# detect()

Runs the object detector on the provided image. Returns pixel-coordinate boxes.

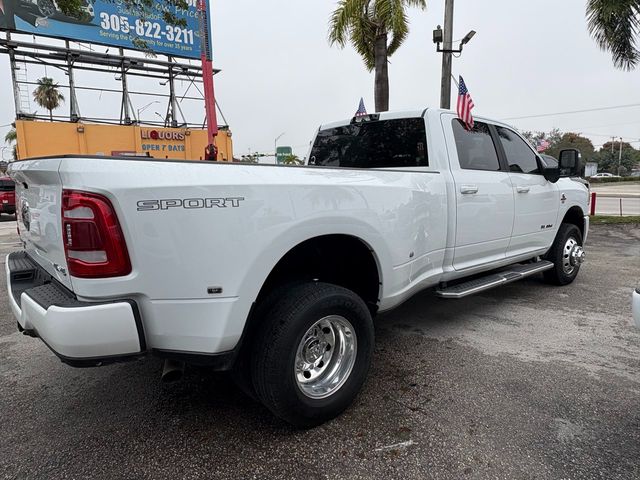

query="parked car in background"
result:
[0,176,16,216]
[590,172,621,179]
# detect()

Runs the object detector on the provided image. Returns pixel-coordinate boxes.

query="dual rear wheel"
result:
[243,282,374,428]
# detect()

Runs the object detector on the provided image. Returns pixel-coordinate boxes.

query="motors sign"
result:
[0,0,210,59]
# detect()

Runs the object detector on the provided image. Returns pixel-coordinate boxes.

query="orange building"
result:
[14,120,233,162]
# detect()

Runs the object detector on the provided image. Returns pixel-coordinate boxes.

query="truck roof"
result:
[318,108,512,131]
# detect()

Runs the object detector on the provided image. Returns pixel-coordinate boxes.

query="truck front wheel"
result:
[251,282,374,427]
[543,223,585,285]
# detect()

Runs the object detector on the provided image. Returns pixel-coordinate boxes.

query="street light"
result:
[137,101,161,123]
[433,0,477,109]
[433,26,476,53]
[274,132,285,163]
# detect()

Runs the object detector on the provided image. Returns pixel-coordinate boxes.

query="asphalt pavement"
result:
[0,214,639,480]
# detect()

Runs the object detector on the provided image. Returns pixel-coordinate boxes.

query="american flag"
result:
[536,139,550,152]
[457,76,475,130]
[355,97,367,117]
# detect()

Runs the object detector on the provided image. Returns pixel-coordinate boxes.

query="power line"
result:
[502,103,640,121]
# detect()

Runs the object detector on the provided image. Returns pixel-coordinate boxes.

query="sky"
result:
[1,0,640,162]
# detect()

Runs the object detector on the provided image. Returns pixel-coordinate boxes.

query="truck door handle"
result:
[516,186,530,193]
[460,184,478,195]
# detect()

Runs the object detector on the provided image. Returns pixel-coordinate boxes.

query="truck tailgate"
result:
[10,158,73,291]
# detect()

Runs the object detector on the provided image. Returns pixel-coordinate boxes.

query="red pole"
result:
[590,192,596,216]
[198,0,219,160]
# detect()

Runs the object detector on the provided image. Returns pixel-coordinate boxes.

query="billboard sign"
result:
[0,0,208,59]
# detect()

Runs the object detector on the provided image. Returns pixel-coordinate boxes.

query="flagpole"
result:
[450,74,459,89]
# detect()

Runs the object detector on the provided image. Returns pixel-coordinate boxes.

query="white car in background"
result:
[590,173,621,179]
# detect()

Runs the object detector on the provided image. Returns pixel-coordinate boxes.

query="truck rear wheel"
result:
[543,223,585,285]
[251,282,374,427]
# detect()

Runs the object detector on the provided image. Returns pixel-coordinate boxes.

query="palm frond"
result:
[587,0,640,70]
[329,0,367,47]
[4,128,17,144]
[328,0,426,71]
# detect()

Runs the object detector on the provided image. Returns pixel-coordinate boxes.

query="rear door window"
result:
[451,119,501,171]
[309,118,428,168]
[496,126,540,174]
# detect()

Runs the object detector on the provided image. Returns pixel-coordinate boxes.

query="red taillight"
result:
[62,190,131,278]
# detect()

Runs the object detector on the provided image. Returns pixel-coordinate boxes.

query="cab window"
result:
[451,119,501,171]
[496,126,540,174]
[309,118,428,168]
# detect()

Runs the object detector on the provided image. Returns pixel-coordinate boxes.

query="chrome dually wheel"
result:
[544,223,584,285]
[295,315,357,399]
[251,282,374,427]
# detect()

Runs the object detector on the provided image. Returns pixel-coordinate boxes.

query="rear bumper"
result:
[6,251,146,367]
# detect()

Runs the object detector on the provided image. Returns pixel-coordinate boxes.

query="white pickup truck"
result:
[6,109,589,427]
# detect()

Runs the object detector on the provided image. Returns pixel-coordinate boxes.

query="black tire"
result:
[229,281,304,401]
[543,223,583,285]
[251,282,374,427]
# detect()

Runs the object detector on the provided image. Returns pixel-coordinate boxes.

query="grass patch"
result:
[590,215,640,225]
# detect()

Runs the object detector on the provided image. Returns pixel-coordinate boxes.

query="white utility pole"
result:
[618,137,623,176]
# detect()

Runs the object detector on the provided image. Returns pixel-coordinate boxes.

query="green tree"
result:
[33,77,65,122]
[593,141,640,175]
[282,154,302,165]
[522,128,562,151]
[4,127,17,160]
[329,0,427,112]
[587,0,640,70]
[545,133,596,161]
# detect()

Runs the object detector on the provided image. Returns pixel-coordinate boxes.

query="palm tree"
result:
[587,0,640,70]
[329,0,427,112]
[4,127,17,160]
[282,154,303,165]
[33,77,65,121]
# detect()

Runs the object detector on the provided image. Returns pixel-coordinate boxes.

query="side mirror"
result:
[542,165,560,183]
[558,149,582,177]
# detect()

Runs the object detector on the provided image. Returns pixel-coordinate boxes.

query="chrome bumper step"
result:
[436,261,554,299]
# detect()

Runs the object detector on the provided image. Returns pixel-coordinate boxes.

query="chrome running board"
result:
[436,261,554,299]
